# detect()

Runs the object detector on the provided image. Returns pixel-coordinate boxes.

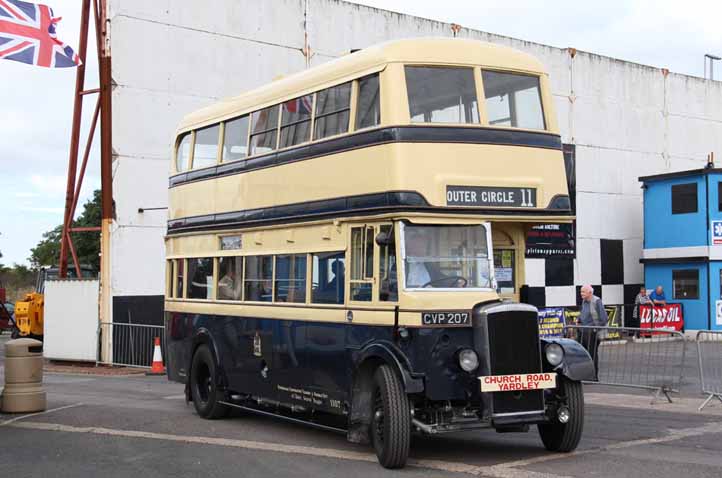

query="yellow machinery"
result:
[13,292,44,339]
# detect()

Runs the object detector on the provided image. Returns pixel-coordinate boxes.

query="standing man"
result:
[649,285,667,306]
[579,285,608,379]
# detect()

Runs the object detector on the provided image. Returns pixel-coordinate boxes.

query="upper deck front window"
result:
[402,224,492,290]
[482,71,545,130]
[405,66,479,124]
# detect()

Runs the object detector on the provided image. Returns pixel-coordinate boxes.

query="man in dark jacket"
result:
[578,284,608,379]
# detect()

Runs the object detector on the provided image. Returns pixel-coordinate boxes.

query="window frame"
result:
[190,124,222,170]
[186,257,215,301]
[354,73,381,131]
[313,81,353,141]
[479,68,547,131]
[249,104,282,156]
[671,182,698,215]
[672,268,699,300]
[349,225,375,303]
[220,115,251,163]
[174,131,195,173]
[216,256,244,302]
[404,64,481,126]
[279,94,316,149]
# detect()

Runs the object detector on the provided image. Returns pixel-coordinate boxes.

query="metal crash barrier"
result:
[696,330,722,411]
[97,322,165,369]
[564,325,686,402]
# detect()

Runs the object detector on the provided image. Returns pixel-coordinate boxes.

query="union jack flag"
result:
[0,0,81,68]
[283,95,313,116]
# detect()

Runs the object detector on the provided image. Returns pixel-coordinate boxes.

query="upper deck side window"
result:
[280,94,314,148]
[222,115,249,163]
[175,133,192,172]
[250,105,280,155]
[356,74,380,130]
[315,82,352,140]
[193,124,220,169]
[482,70,545,130]
[405,66,479,124]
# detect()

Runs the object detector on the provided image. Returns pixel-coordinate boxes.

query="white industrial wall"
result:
[107,0,722,319]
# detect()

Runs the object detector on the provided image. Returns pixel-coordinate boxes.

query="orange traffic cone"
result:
[146,337,165,376]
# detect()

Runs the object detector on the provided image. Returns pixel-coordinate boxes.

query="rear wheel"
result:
[190,345,230,419]
[538,378,584,452]
[370,365,411,469]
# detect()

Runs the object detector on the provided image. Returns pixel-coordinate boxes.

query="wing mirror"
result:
[375,231,393,246]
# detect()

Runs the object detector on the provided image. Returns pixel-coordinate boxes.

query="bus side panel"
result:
[165,311,194,383]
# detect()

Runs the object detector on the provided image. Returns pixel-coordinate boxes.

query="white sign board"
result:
[479,373,557,392]
[44,279,99,361]
[716,300,722,326]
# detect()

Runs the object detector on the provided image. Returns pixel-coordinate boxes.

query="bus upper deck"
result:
[167,38,571,235]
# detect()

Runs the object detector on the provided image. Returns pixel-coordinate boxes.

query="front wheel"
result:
[190,345,230,419]
[370,365,411,469]
[538,378,584,452]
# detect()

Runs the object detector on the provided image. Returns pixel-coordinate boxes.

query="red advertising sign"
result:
[638,304,684,331]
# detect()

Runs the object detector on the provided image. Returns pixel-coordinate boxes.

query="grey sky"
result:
[1,0,721,265]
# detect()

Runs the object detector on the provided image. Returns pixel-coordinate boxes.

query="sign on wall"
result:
[638,304,684,331]
[538,307,565,338]
[525,223,575,258]
[712,221,722,245]
[716,300,722,326]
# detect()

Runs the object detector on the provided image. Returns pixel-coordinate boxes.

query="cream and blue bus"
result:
[164,38,595,469]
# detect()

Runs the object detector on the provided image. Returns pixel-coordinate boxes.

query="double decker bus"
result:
[164,38,595,469]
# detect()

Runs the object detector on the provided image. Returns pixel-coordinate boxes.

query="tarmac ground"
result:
[2,333,722,477]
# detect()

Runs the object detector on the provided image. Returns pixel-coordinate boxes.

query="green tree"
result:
[29,190,101,272]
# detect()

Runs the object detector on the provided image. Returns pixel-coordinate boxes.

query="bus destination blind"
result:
[446,186,537,208]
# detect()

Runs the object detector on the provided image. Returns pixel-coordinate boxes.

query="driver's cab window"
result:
[350,226,374,301]
[402,224,492,289]
[378,224,398,302]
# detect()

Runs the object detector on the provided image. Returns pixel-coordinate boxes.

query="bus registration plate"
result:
[479,373,556,392]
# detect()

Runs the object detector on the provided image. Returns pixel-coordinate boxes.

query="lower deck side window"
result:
[218,257,243,301]
[188,258,213,299]
[312,252,345,304]
[245,255,273,302]
[275,254,307,303]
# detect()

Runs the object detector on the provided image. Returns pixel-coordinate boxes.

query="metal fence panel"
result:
[97,322,165,368]
[564,325,686,402]
[696,330,722,410]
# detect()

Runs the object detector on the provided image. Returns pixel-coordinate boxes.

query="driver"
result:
[405,229,432,287]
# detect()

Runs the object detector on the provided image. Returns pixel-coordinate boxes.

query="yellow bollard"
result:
[1,338,46,413]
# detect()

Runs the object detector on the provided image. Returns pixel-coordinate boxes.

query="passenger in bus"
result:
[218,267,242,300]
[327,260,345,302]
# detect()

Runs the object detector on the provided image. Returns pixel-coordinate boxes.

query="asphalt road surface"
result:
[2,334,722,477]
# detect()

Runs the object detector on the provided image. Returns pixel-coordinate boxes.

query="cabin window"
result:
[280,94,313,148]
[245,256,273,302]
[311,252,345,304]
[405,66,479,124]
[175,133,192,172]
[378,225,398,302]
[187,258,214,299]
[356,74,380,129]
[217,257,243,301]
[314,82,351,140]
[192,124,220,169]
[275,254,307,303]
[350,226,373,301]
[671,183,698,214]
[250,105,280,155]
[175,259,185,298]
[402,224,492,289]
[222,116,249,162]
[482,71,545,130]
[673,269,699,299]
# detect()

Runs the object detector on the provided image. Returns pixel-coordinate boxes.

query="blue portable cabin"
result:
[640,167,722,331]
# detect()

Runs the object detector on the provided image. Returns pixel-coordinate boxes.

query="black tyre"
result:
[538,378,584,452]
[190,345,230,419]
[370,364,411,469]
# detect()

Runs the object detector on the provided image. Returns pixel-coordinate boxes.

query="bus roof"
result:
[178,37,547,131]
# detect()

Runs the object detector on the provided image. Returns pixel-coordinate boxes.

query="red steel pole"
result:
[59,0,92,278]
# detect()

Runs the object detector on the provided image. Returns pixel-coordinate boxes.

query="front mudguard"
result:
[541,337,596,382]
[352,340,425,393]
